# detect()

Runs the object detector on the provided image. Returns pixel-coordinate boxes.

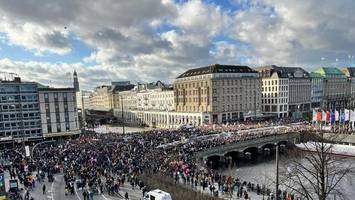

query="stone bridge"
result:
[195,132,301,163]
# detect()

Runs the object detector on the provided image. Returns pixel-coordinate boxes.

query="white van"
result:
[145,189,172,200]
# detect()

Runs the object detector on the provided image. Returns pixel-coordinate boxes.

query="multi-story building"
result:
[313,67,350,110]
[89,85,114,110]
[310,72,324,109]
[0,73,80,142]
[174,64,262,123]
[113,81,177,127]
[76,90,92,125]
[38,87,80,138]
[342,67,355,108]
[256,65,311,118]
[0,75,42,141]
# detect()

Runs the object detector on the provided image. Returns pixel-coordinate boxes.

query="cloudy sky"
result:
[1,0,355,90]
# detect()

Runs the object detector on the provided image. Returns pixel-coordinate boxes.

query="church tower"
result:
[73,70,80,92]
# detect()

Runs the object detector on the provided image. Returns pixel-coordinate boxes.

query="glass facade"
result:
[0,82,42,139]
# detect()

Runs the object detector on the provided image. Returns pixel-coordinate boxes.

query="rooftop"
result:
[342,67,355,77]
[256,65,309,78]
[314,67,346,78]
[176,64,257,79]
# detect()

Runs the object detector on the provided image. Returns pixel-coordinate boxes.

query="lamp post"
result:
[275,144,280,200]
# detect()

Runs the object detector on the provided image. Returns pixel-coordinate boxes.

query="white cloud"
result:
[229,0,355,69]
[1,0,355,89]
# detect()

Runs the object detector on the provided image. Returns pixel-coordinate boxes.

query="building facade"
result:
[76,90,92,126]
[90,85,114,110]
[0,76,42,141]
[38,88,80,138]
[310,72,324,109]
[313,67,350,110]
[113,82,178,128]
[342,67,355,108]
[256,66,311,118]
[174,64,262,123]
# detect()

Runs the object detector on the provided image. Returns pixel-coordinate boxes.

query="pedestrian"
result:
[42,184,46,195]
[125,192,129,200]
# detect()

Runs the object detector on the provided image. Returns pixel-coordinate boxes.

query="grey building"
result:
[0,76,42,142]
[38,87,80,138]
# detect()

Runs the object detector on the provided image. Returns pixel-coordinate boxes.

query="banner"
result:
[326,111,331,122]
[335,110,339,121]
[345,109,350,121]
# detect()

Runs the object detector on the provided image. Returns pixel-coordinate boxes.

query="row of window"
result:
[0,112,40,121]
[47,123,70,133]
[263,105,288,112]
[262,93,288,98]
[262,86,288,92]
[0,121,41,130]
[1,103,39,112]
[0,84,37,93]
[262,79,288,86]
[262,98,288,104]
[0,129,42,137]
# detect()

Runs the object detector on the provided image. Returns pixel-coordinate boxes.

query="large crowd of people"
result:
[0,120,312,200]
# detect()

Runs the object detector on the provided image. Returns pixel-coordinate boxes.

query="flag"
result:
[351,110,355,122]
[345,109,350,121]
[331,111,335,124]
[312,109,317,121]
[326,111,330,122]
[335,110,339,121]
[316,111,322,121]
[322,110,326,122]
[340,111,345,124]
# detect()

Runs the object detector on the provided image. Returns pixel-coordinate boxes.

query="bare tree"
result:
[280,132,354,200]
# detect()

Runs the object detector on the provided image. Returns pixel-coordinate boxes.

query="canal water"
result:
[217,152,355,199]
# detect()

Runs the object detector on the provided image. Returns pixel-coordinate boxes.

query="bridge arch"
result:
[261,143,275,151]
[224,151,241,163]
[243,146,258,160]
[206,155,224,168]
[277,140,288,146]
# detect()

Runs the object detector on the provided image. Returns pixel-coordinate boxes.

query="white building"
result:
[77,90,92,111]
[136,88,175,111]
[76,90,92,125]
[113,82,179,128]
[38,87,80,138]
[256,66,311,118]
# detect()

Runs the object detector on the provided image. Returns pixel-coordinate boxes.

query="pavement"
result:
[3,172,145,200]
[3,170,268,200]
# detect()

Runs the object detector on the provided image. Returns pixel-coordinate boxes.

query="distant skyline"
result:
[1,0,355,90]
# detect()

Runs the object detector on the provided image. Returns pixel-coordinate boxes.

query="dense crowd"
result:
[1,120,311,200]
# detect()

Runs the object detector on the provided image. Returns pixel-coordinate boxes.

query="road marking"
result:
[74,185,82,200]
[49,177,55,200]
[102,194,112,200]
